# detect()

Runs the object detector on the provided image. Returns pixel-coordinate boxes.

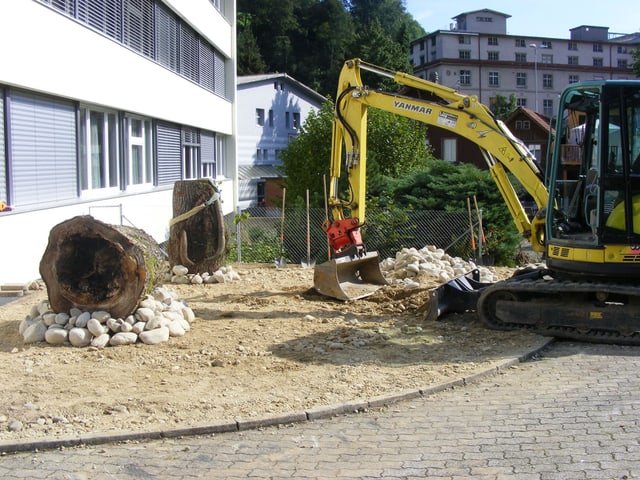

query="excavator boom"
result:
[315,58,547,301]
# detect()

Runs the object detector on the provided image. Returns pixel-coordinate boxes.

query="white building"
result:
[236,73,326,209]
[0,0,237,283]
[409,8,640,117]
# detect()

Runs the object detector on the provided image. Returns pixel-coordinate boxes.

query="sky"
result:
[404,1,640,39]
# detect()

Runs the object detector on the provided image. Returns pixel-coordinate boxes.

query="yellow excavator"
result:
[314,58,640,345]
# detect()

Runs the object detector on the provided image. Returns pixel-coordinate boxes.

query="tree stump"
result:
[39,216,167,319]
[168,179,229,274]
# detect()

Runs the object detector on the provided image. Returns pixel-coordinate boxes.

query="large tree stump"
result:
[39,216,167,319]
[168,179,229,274]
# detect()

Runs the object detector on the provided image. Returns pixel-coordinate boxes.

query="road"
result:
[1,341,640,479]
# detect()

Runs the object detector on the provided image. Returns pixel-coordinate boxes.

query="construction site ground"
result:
[0,263,546,444]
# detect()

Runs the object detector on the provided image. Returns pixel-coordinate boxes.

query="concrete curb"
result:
[0,337,555,454]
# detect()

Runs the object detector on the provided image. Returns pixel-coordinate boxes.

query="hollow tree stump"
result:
[39,216,167,319]
[168,179,229,274]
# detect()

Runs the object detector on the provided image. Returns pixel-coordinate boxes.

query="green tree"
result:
[632,47,640,77]
[385,159,522,265]
[491,93,517,120]
[279,101,431,207]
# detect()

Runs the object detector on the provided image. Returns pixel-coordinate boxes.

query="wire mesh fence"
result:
[225,207,479,265]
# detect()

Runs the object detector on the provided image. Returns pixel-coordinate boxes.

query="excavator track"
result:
[477,270,640,345]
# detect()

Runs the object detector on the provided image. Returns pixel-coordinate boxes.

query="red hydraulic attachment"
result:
[322,218,364,255]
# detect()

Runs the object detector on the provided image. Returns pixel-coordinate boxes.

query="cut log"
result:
[39,216,167,319]
[168,179,229,274]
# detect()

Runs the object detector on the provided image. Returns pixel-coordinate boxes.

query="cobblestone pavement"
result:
[2,340,640,479]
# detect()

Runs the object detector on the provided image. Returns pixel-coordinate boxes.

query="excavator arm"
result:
[324,58,549,255]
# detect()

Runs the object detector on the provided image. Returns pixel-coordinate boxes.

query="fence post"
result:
[236,206,242,263]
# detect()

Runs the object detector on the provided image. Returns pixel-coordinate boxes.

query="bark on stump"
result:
[39,215,167,319]
[168,179,228,274]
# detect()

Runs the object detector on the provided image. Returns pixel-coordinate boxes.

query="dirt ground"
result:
[0,263,546,444]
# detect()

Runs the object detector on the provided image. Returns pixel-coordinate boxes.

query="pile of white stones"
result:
[380,245,500,288]
[167,264,241,285]
[19,286,195,348]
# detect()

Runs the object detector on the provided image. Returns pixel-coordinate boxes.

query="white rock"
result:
[19,317,34,336]
[181,306,195,323]
[69,307,83,317]
[168,321,186,337]
[190,274,203,284]
[119,321,133,333]
[87,318,106,336]
[75,312,91,328]
[42,313,57,326]
[23,321,47,344]
[139,326,170,345]
[172,265,189,276]
[68,328,92,347]
[171,275,190,284]
[37,301,51,316]
[138,298,156,310]
[106,317,122,333]
[135,307,155,323]
[91,311,111,322]
[145,315,166,330]
[212,271,226,283]
[91,333,111,348]
[45,327,68,345]
[55,312,70,326]
[110,332,138,346]
[132,322,146,334]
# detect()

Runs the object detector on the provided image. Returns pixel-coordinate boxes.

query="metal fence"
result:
[225,207,477,265]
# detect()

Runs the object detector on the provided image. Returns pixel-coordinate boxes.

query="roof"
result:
[452,9,511,20]
[237,73,327,105]
[506,107,553,133]
[238,164,283,181]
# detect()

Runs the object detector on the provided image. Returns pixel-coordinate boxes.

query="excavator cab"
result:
[545,82,640,279]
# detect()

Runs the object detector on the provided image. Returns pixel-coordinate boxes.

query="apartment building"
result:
[237,73,326,209]
[409,8,640,119]
[0,0,237,283]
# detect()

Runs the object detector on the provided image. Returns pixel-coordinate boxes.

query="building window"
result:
[593,43,603,52]
[568,41,578,51]
[459,70,471,86]
[37,0,229,99]
[79,107,120,193]
[515,38,526,48]
[125,116,153,187]
[487,37,498,46]
[517,98,527,107]
[618,46,628,54]
[568,56,579,65]
[442,138,457,162]
[516,72,527,88]
[293,112,300,130]
[543,99,553,117]
[268,109,274,127]
[256,108,265,126]
[458,36,471,45]
[515,120,531,129]
[488,71,500,87]
[459,50,471,59]
[543,74,553,89]
[618,59,629,68]
[593,57,604,67]
[541,54,553,64]
[182,127,200,180]
[515,53,527,63]
[541,41,552,48]
[488,51,499,61]
[569,74,579,84]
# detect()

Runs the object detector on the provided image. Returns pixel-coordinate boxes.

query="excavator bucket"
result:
[424,269,494,322]
[314,252,388,301]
